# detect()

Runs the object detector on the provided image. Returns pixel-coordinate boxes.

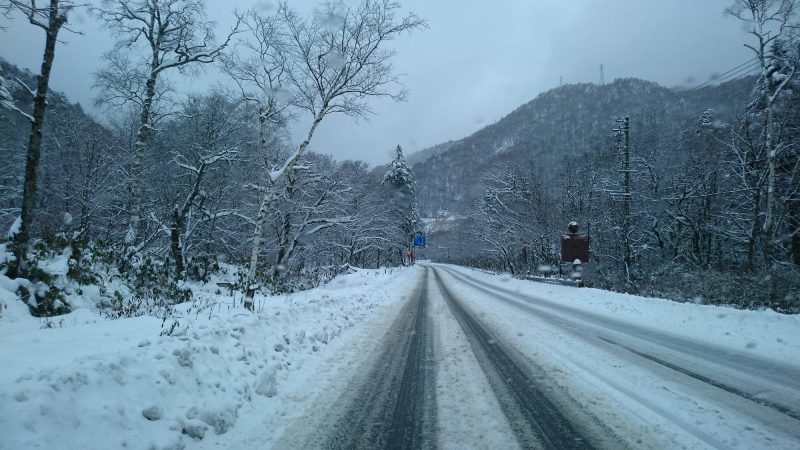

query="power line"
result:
[605,51,775,146]
[631,63,761,143]
[628,59,760,124]
[622,33,799,124]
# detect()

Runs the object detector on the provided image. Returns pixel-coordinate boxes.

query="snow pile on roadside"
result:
[0,266,416,450]
[0,242,114,319]
[0,244,20,320]
[445,265,800,362]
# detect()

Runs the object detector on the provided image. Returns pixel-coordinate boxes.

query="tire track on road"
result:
[596,335,800,421]
[318,268,436,450]
[432,268,602,450]
[437,264,800,422]
[435,265,800,448]
[441,265,800,391]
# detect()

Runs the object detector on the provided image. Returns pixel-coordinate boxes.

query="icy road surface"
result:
[287,264,800,449]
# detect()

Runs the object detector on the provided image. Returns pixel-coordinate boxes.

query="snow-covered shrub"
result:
[102,294,168,319]
[185,254,220,283]
[65,240,101,286]
[272,264,353,294]
[10,242,73,317]
[130,256,192,304]
[17,282,70,317]
[88,242,192,305]
[231,266,249,291]
[634,262,800,313]
[100,293,183,336]
[0,242,15,274]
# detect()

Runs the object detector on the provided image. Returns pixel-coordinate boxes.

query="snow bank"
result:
[0,245,30,322]
[0,266,418,450]
[35,248,71,276]
[445,265,800,362]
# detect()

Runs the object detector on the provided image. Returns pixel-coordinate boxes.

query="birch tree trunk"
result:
[243,111,325,310]
[170,211,185,278]
[11,0,67,277]
[126,72,158,245]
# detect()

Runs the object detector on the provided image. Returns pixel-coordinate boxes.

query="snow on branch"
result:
[0,69,35,122]
[96,0,241,75]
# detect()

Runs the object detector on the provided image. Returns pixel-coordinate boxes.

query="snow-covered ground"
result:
[0,265,421,450]
[434,264,800,449]
[2,261,799,449]
[439,264,799,362]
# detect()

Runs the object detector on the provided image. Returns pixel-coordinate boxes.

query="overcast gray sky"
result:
[0,0,752,166]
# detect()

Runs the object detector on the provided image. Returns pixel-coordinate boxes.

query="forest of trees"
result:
[0,0,425,316]
[418,1,800,311]
[1,0,798,317]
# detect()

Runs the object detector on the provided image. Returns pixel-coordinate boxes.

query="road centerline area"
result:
[276,264,799,449]
[430,267,618,450]
[310,269,437,450]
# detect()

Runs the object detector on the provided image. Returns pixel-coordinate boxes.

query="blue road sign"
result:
[414,235,427,247]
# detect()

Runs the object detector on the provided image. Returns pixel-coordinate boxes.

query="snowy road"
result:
[436,265,800,417]
[310,269,437,449]
[289,264,800,449]
[5,264,797,449]
[429,264,800,449]
[431,269,609,449]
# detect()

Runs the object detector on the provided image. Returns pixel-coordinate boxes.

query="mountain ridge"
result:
[411,76,755,217]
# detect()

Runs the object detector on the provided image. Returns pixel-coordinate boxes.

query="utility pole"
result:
[600,64,605,85]
[613,116,632,281]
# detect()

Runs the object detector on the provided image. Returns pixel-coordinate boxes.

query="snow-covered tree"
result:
[726,0,799,297]
[238,0,425,309]
[469,163,558,274]
[37,99,119,241]
[334,161,401,267]
[383,145,420,252]
[0,0,78,277]
[94,0,239,248]
[221,5,293,303]
[267,156,354,290]
[727,0,797,252]
[161,94,245,280]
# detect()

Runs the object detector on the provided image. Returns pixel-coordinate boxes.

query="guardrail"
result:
[518,274,583,287]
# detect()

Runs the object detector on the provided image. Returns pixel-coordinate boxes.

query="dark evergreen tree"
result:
[383,145,420,250]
